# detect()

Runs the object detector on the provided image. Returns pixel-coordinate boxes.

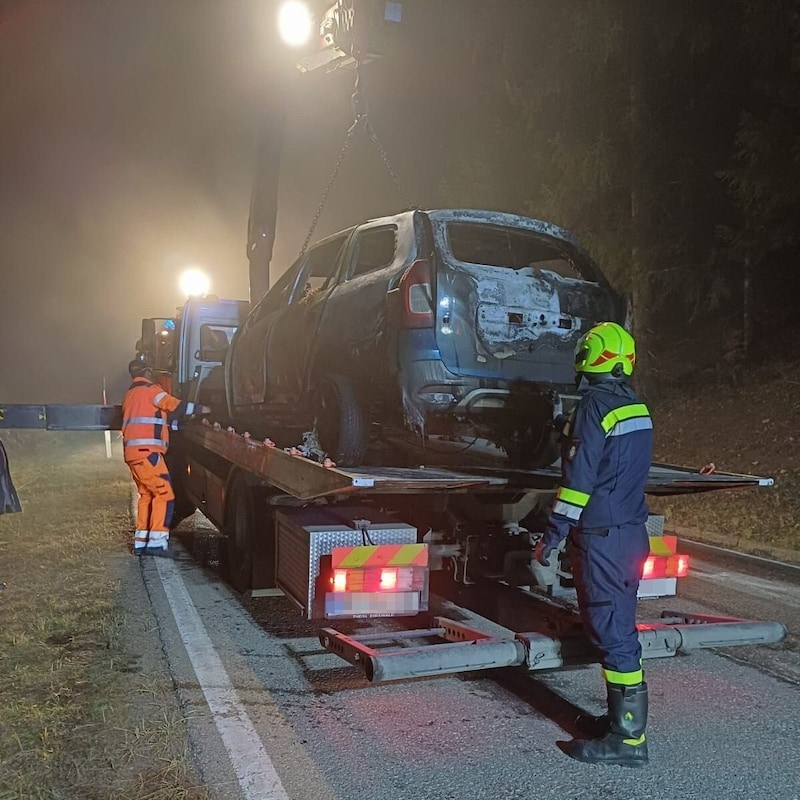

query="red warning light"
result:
[380,569,398,590]
[332,570,347,592]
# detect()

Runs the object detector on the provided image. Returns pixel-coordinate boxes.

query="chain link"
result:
[297,57,417,260]
[365,119,415,211]
[298,117,363,259]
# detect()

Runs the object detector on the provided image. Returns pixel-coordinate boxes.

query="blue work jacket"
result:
[543,379,653,547]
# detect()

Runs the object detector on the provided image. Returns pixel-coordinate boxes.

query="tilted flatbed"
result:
[178,419,773,500]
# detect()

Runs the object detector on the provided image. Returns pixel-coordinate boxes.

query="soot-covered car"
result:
[226,209,626,467]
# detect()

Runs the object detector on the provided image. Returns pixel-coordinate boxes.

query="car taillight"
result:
[399,259,433,328]
[642,556,655,578]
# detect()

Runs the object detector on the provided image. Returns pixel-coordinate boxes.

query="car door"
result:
[263,232,351,408]
[227,260,304,414]
[308,216,415,391]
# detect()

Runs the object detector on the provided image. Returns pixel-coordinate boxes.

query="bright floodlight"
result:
[179,268,210,298]
[278,1,314,47]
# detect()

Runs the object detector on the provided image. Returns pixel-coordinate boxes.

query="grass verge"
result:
[649,365,800,563]
[0,432,207,800]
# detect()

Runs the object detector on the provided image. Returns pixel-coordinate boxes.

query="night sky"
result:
[0,0,459,403]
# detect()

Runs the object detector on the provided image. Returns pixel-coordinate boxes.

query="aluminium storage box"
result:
[275,506,418,619]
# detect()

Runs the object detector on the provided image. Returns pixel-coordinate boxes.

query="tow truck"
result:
[0,0,786,683]
[0,289,784,682]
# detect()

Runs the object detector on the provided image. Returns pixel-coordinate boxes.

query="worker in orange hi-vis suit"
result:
[121,359,210,557]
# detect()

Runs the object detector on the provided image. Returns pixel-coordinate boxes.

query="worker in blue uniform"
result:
[535,321,653,768]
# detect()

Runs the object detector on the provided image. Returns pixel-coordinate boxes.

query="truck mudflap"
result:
[320,612,787,683]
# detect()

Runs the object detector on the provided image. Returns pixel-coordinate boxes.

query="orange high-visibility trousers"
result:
[127,452,174,551]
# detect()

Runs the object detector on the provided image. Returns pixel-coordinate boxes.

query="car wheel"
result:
[313,374,368,466]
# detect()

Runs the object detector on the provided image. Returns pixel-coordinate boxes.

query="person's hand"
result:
[534,538,554,566]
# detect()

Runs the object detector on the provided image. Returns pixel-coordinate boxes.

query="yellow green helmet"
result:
[574,322,636,377]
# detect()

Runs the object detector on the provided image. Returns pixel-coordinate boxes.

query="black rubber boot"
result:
[575,710,610,738]
[566,682,649,768]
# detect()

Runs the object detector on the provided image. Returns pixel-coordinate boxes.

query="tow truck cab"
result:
[136,297,249,410]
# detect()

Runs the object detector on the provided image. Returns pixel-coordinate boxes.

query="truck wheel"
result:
[166,449,195,529]
[222,474,269,594]
[313,374,368,466]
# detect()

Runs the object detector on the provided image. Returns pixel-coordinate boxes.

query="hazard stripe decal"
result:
[648,536,676,556]
[332,543,428,569]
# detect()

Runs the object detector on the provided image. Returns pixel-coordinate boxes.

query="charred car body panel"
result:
[227,209,625,466]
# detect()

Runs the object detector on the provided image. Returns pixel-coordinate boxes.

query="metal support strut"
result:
[320,612,787,683]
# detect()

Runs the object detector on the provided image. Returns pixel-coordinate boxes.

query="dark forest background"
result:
[427,0,800,395]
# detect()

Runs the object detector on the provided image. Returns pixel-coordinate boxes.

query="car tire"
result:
[313,374,368,466]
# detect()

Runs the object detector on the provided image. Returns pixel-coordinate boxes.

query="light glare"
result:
[278,1,314,47]
[179,268,210,298]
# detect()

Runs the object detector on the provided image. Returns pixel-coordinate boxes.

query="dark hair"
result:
[128,359,153,379]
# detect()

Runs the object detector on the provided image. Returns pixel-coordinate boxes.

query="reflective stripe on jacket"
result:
[543,380,653,547]
[121,377,196,461]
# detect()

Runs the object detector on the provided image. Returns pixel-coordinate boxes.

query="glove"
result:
[534,538,554,567]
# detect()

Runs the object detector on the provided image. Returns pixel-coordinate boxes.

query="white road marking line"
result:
[689,559,800,609]
[154,557,290,800]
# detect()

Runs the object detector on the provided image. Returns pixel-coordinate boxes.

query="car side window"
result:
[348,227,397,279]
[250,258,304,322]
[290,234,349,303]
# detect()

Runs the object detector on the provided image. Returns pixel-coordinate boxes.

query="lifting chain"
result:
[298,117,362,259]
[298,56,416,259]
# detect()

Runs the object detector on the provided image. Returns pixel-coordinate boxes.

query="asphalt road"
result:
[142,528,800,800]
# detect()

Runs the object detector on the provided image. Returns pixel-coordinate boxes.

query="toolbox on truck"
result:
[274,506,427,619]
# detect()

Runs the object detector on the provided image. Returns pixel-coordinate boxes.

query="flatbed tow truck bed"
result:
[0,405,785,683]
[182,422,784,682]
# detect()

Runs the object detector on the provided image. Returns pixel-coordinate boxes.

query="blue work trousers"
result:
[569,523,650,675]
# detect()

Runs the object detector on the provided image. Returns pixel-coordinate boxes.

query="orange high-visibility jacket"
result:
[121,377,197,462]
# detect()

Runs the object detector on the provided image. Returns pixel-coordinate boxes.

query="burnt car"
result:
[226,209,626,467]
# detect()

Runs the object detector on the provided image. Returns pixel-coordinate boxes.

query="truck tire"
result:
[313,374,368,466]
[222,473,270,594]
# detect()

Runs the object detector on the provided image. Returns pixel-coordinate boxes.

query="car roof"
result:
[424,209,580,247]
[309,209,584,256]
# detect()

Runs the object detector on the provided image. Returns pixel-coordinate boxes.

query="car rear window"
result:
[446,222,584,279]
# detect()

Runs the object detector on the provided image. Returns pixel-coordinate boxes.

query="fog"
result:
[0,0,453,403]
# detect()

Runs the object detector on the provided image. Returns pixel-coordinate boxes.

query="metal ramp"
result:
[320,612,787,682]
